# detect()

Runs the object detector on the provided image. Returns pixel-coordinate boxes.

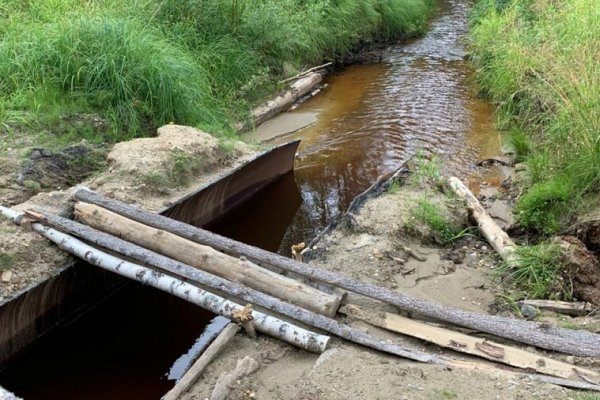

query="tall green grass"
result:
[0,0,434,140]
[470,0,600,234]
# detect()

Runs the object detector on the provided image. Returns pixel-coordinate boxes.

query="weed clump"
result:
[495,243,569,300]
[470,0,600,235]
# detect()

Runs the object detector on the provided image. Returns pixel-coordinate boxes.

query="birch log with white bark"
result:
[448,176,518,265]
[24,208,442,364]
[74,202,341,318]
[72,188,600,357]
[0,206,330,353]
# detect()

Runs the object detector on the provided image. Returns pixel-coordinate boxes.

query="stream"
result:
[0,0,502,398]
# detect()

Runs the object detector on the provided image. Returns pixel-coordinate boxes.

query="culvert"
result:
[0,142,300,399]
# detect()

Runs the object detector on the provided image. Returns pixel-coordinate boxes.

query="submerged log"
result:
[0,206,331,354]
[29,208,441,364]
[72,188,600,357]
[448,176,518,265]
[74,202,341,318]
[163,323,240,400]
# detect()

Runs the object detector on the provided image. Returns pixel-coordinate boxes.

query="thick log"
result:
[0,206,330,353]
[72,188,600,357]
[28,208,442,364]
[518,300,596,317]
[448,176,518,265]
[210,356,259,400]
[163,323,240,400]
[74,202,341,318]
[341,305,600,381]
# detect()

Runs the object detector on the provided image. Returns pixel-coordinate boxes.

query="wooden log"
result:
[518,300,596,317]
[163,323,240,400]
[448,176,518,265]
[279,62,332,84]
[250,73,322,128]
[72,188,600,357]
[74,202,341,318]
[341,304,600,381]
[27,208,442,364]
[210,356,260,400]
[0,207,331,353]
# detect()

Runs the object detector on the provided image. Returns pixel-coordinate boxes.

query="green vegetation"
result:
[470,0,600,235]
[495,243,569,300]
[409,198,471,244]
[0,0,434,142]
[23,180,41,194]
[0,252,16,270]
[439,388,458,399]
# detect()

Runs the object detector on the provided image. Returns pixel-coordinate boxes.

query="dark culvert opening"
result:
[0,161,302,399]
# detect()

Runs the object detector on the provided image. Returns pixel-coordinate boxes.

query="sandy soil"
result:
[182,175,594,400]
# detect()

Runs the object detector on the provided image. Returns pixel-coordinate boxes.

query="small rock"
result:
[1,271,12,283]
[566,356,575,364]
[520,304,538,319]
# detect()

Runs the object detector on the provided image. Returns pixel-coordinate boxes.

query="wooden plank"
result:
[341,305,600,382]
[163,323,240,400]
[519,300,596,317]
[75,202,342,318]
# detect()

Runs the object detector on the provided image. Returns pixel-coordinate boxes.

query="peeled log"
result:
[72,188,600,357]
[74,202,341,318]
[248,73,322,128]
[448,176,518,265]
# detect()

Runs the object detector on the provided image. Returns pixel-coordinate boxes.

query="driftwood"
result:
[518,300,597,317]
[210,356,259,400]
[0,206,331,353]
[28,208,442,364]
[448,176,518,265]
[72,188,600,357]
[341,305,600,381]
[74,202,341,318]
[279,62,333,84]
[250,73,322,128]
[163,323,240,400]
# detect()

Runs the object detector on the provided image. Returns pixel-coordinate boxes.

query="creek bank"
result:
[181,162,593,399]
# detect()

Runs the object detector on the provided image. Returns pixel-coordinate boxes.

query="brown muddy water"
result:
[260,0,503,255]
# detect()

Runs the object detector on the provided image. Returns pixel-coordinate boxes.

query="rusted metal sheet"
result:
[160,140,300,228]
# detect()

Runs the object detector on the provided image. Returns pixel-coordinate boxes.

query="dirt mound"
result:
[107,124,219,174]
